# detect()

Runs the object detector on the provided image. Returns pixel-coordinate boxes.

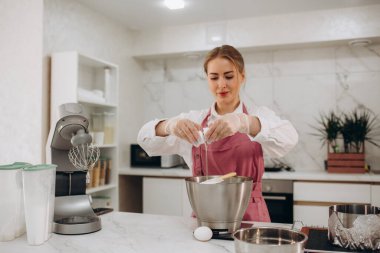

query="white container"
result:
[0,162,30,241]
[104,67,112,102]
[22,164,56,246]
[93,131,105,145]
[91,112,104,132]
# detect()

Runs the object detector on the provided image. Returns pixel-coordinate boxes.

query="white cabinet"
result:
[293,182,371,227]
[143,177,192,217]
[50,51,119,210]
[371,185,380,206]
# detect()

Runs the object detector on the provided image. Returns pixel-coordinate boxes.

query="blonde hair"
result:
[203,45,245,76]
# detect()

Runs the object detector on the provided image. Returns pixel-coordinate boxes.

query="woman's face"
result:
[206,57,245,109]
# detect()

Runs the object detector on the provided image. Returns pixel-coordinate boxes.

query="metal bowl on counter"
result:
[232,226,308,253]
[328,204,380,250]
[185,176,252,233]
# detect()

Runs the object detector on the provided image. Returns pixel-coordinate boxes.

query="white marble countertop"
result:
[119,167,380,183]
[0,212,290,253]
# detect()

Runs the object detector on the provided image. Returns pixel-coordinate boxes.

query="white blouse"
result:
[137,102,298,170]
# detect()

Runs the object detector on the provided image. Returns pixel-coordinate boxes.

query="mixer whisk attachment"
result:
[68,143,100,184]
[68,129,100,183]
[68,143,100,171]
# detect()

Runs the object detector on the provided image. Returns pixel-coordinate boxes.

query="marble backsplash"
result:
[140,44,380,171]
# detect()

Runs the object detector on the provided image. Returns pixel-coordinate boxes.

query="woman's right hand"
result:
[165,118,202,145]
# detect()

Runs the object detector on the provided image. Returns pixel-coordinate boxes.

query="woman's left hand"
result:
[205,113,250,142]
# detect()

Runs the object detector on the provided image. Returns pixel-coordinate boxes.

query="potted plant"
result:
[340,109,379,153]
[313,108,380,173]
[312,111,342,153]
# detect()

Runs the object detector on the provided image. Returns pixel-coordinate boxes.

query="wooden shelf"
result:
[86,183,117,194]
[78,98,117,108]
[51,51,119,210]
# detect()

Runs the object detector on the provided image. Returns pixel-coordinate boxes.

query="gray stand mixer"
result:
[46,103,101,235]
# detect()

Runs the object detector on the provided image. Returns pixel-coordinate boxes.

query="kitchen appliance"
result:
[130,144,183,168]
[262,179,293,223]
[233,226,308,253]
[161,154,183,168]
[130,144,161,167]
[185,176,252,233]
[46,103,101,235]
[303,227,374,253]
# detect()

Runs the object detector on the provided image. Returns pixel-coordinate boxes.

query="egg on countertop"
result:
[193,226,213,241]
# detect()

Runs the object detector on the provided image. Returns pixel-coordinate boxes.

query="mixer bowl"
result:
[185,176,253,232]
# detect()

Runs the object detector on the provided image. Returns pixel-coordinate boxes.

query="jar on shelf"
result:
[104,67,112,103]
[91,112,104,145]
[103,112,115,145]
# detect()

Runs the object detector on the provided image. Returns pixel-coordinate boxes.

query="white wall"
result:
[140,45,380,171]
[133,4,380,57]
[137,5,380,171]
[44,0,144,167]
[1,1,379,171]
[0,0,44,164]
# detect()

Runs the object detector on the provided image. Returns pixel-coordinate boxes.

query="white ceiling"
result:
[76,0,380,30]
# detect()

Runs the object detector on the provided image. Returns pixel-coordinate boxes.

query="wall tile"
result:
[335,44,380,73]
[273,47,335,76]
[141,45,380,171]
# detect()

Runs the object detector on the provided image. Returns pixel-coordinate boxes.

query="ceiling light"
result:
[348,39,372,47]
[164,0,185,10]
[211,36,222,42]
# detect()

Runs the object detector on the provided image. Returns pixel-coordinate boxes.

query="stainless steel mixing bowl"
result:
[328,204,380,247]
[233,226,308,253]
[185,176,253,232]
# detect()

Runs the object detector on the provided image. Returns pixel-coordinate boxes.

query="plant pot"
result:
[327,153,365,173]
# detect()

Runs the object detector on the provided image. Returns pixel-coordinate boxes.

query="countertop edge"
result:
[118,167,380,183]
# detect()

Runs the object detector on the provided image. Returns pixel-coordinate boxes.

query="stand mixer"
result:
[46,103,101,235]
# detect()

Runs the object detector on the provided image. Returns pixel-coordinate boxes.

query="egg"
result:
[193,226,213,241]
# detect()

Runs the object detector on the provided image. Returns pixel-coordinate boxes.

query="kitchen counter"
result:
[119,167,380,183]
[0,212,290,253]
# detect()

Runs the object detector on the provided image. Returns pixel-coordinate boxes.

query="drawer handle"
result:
[263,196,287,201]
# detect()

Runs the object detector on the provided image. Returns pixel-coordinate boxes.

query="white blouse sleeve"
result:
[249,106,299,158]
[137,110,207,158]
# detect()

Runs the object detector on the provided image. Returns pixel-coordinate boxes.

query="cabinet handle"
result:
[263,196,287,201]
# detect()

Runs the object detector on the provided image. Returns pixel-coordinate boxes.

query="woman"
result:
[137,45,298,222]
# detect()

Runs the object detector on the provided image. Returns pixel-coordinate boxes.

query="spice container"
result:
[103,112,115,144]
[91,112,104,145]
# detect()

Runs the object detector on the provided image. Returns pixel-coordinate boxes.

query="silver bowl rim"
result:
[232,226,309,246]
[328,204,380,214]
[185,175,253,184]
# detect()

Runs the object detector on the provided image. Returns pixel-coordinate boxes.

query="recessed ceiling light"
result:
[211,36,222,42]
[348,39,372,47]
[164,0,185,10]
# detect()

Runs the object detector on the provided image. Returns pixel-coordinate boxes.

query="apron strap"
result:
[251,182,263,198]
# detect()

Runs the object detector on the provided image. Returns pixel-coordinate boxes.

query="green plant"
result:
[312,108,380,153]
[312,111,342,153]
[340,109,380,153]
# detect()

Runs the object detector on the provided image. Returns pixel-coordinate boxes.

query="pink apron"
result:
[191,104,271,222]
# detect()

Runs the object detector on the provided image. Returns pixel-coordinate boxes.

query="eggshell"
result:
[193,226,213,241]
[193,128,210,147]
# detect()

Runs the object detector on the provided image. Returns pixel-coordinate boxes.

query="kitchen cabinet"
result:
[143,177,192,217]
[293,182,371,227]
[50,51,119,210]
[371,185,380,206]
